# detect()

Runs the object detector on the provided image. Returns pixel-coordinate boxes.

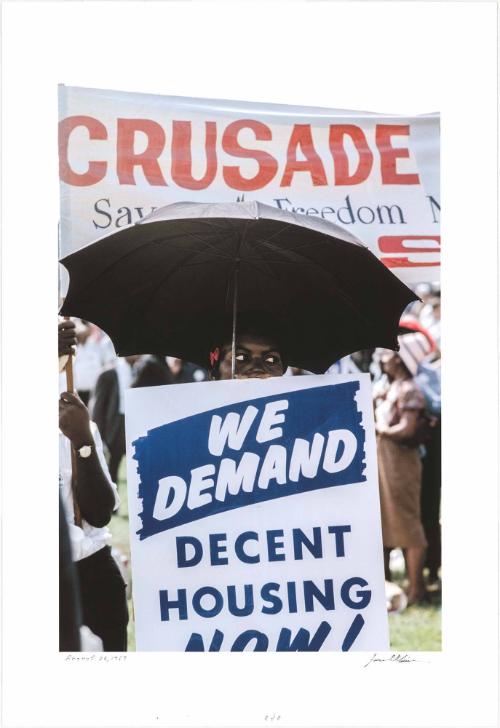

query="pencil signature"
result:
[363,652,425,667]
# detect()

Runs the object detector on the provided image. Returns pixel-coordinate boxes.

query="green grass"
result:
[109,460,136,651]
[387,567,441,651]
[389,602,441,651]
[110,460,441,652]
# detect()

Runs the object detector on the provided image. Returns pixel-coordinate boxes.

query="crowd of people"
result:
[303,284,441,608]
[375,285,441,606]
[59,283,441,650]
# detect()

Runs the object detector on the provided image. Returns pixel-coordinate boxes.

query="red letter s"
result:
[222,120,278,191]
[379,235,440,268]
[329,125,373,185]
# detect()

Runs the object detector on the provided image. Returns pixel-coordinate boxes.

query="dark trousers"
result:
[107,416,126,484]
[76,546,129,651]
[421,422,441,579]
[108,442,126,485]
[59,497,81,651]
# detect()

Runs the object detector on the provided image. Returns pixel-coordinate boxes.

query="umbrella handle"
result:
[65,352,75,394]
[231,260,240,380]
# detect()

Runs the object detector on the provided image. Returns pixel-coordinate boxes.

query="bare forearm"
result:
[59,390,116,527]
[378,412,418,441]
[74,442,116,527]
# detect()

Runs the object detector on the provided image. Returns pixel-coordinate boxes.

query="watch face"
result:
[79,445,92,458]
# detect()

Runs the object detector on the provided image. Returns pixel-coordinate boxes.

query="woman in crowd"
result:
[374,331,433,605]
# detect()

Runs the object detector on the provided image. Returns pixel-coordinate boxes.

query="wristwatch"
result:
[75,444,93,459]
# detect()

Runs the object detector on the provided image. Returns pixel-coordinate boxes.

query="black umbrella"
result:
[59,200,417,374]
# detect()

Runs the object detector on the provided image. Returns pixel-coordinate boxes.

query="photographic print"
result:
[2,2,497,727]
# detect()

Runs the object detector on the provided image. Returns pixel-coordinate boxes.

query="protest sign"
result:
[58,85,440,289]
[125,374,389,651]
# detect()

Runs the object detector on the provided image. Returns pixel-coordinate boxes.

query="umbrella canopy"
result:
[59,200,417,373]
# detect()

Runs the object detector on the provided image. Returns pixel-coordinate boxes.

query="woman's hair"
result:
[208,311,289,378]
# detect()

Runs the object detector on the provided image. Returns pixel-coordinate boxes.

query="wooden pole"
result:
[63,317,82,527]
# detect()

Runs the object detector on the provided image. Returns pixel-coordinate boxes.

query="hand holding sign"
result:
[59,391,92,448]
[58,319,77,357]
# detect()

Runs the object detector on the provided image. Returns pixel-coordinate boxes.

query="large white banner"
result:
[58,85,440,288]
[125,374,389,651]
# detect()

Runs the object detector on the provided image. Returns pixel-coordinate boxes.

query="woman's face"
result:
[217,334,285,380]
[379,349,400,379]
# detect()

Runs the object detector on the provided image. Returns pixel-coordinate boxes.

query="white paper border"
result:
[1,2,498,727]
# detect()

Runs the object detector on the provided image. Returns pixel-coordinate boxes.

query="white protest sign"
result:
[58,85,440,288]
[125,374,389,651]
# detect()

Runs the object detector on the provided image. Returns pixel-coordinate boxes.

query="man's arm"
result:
[376,409,420,440]
[59,391,116,527]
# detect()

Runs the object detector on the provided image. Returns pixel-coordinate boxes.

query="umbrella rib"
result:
[166,230,232,260]
[144,227,233,261]
[249,222,293,246]
[241,212,362,255]
[143,243,232,308]
[251,230,350,255]
[176,257,276,276]
[70,222,248,311]
[253,237,336,272]
[142,222,246,322]
[225,218,250,309]
[243,221,349,255]
[253,238,377,326]
[150,218,241,259]
[139,222,256,316]
[183,228,230,252]
[172,218,249,256]
[242,256,326,269]
[184,218,234,232]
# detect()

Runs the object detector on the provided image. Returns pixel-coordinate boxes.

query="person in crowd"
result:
[397,315,441,586]
[417,348,441,587]
[327,349,375,377]
[399,315,436,350]
[91,354,171,483]
[59,320,128,651]
[420,397,441,586]
[374,331,433,605]
[421,296,441,350]
[408,282,433,319]
[165,356,208,383]
[288,366,308,376]
[59,319,116,406]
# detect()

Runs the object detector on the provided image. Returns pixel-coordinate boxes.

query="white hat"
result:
[397,332,433,376]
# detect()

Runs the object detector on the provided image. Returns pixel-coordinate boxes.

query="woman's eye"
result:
[265,355,279,364]
[235,353,246,361]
